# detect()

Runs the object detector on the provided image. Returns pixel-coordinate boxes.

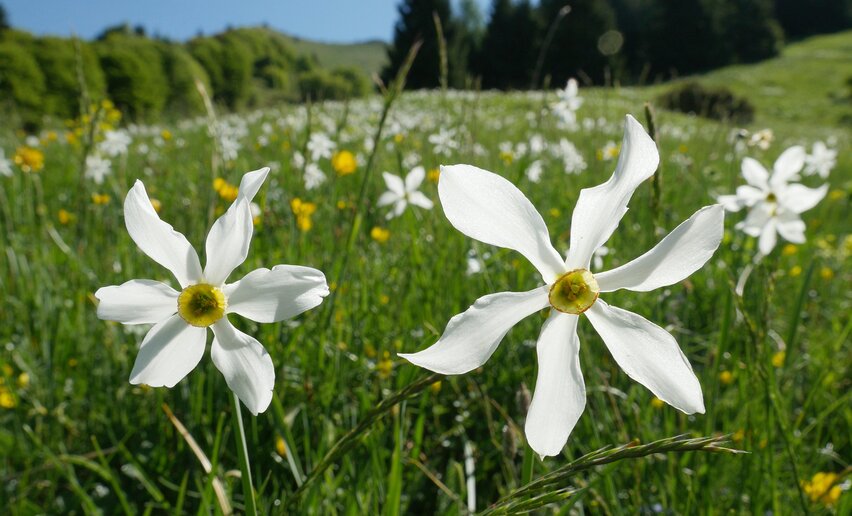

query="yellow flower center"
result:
[766,192,777,203]
[549,269,600,314]
[177,284,226,327]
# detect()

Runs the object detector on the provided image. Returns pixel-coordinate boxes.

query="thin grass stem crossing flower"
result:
[96,168,329,414]
[400,115,724,457]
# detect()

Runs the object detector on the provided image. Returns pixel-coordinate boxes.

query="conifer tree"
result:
[476,0,540,89]
[538,0,618,85]
[382,0,454,89]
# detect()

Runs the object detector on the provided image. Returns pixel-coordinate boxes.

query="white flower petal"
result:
[741,157,769,189]
[776,215,805,243]
[736,185,767,207]
[237,167,270,203]
[387,200,407,219]
[383,172,405,196]
[124,181,203,288]
[565,115,659,270]
[408,191,434,210]
[525,312,585,457]
[96,279,178,324]
[586,300,704,414]
[203,170,269,285]
[438,164,565,283]
[204,197,253,286]
[129,314,207,388]
[399,286,550,375]
[405,166,426,192]
[771,146,805,186]
[224,265,329,323]
[739,202,773,237]
[377,191,400,207]
[595,205,724,292]
[717,194,743,212]
[779,183,827,214]
[758,218,778,255]
[211,319,274,415]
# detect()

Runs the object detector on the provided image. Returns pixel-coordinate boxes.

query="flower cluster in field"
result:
[0,80,848,512]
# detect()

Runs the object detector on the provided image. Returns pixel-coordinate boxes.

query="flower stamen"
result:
[178,284,226,327]
[549,269,599,314]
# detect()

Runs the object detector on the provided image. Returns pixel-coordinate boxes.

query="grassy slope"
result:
[282,35,388,77]
[645,30,852,128]
[0,29,849,516]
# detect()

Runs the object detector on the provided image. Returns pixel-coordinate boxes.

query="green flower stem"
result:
[232,393,257,516]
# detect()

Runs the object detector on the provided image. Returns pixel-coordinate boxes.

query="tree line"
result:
[0,13,371,129]
[383,0,852,90]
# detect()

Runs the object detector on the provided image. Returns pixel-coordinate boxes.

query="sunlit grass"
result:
[0,35,849,514]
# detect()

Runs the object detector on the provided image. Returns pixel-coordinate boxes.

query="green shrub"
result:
[0,41,46,127]
[159,43,210,115]
[657,82,755,123]
[30,37,105,119]
[297,69,352,101]
[188,33,253,109]
[96,36,169,119]
[331,66,372,97]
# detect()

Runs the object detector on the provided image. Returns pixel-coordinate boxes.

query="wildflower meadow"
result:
[0,7,850,514]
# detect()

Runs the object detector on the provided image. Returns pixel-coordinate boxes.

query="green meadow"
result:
[0,32,849,514]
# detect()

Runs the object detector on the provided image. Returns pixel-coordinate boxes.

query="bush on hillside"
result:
[298,69,353,101]
[30,37,105,119]
[331,67,372,97]
[0,41,46,128]
[159,43,211,115]
[96,36,169,119]
[657,82,755,123]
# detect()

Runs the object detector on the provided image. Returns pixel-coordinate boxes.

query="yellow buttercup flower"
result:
[91,193,111,205]
[214,178,239,202]
[370,226,390,244]
[427,168,440,183]
[781,244,798,256]
[377,352,394,379]
[771,351,785,368]
[275,436,288,457]
[291,198,317,232]
[802,472,842,506]
[789,265,802,277]
[57,209,75,225]
[719,370,734,385]
[14,146,44,173]
[650,397,665,409]
[332,150,357,176]
[160,129,172,141]
[149,198,163,213]
[0,387,15,409]
[819,267,834,280]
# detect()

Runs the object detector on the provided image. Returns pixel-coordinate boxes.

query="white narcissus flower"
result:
[400,116,724,457]
[95,168,329,414]
[717,146,828,255]
[85,154,112,184]
[377,166,434,219]
[0,149,12,177]
[803,141,837,178]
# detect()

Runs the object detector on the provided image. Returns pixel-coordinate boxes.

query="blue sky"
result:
[3,0,492,44]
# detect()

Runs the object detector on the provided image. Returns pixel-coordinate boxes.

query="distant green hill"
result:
[280,35,387,79]
[648,30,852,128]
